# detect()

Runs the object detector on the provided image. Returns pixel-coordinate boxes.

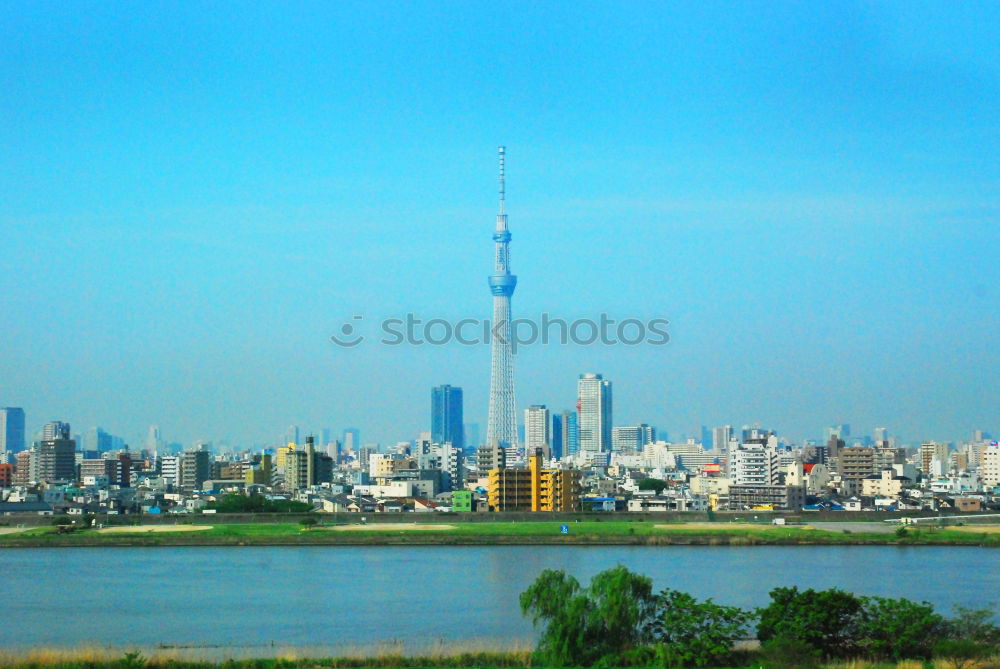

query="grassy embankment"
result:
[1,519,998,547]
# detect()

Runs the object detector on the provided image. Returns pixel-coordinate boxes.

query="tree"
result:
[933,639,992,669]
[856,596,944,659]
[934,604,1000,667]
[298,516,318,530]
[520,566,656,666]
[757,587,862,658]
[638,478,669,495]
[945,605,1000,646]
[645,589,752,667]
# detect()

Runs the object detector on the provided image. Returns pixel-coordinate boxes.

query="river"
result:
[2,545,997,654]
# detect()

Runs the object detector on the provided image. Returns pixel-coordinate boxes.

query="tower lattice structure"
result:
[486,146,519,452]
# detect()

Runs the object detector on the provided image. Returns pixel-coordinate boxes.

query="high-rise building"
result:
[342,428,360,454]
[839,446,876,483]
[486,146,518,452]
[729,443,779,486]
[551,414,563,460]
[612,424,656,453]
[524,405,551,459]
[553,410,579,459]
[13,451,31,486]
[160,455,180,485]
[0,408,26,454]
[463,423,480,452]
[577,373,612,454]
[285,436,333,490]
[326,440,341,462]
[83,427,113,454]
[179,450,210,491]
[145,425,163,452]
[824,424,851,443]
[920,441,949,476]
[476,444,506,475]
[42,421,71,441]
[431,385,465,452]
[36,436,76,483]
[873,427,889,444]
[285,425,300,447]
[981,445,1000,487]
[712,425,733,452]
[246,452,274,486]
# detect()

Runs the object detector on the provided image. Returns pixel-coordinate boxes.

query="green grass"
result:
[1,519,998,547]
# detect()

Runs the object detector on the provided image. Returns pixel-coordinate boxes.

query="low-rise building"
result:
[451,489,473,512]
[861,468,911,498]
[727,484,805,510]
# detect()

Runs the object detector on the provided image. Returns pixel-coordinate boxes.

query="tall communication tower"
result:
[486,146,519,452]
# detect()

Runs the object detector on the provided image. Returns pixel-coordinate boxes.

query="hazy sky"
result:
[2,2,998,448]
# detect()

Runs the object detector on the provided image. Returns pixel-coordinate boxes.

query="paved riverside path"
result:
[808,521,896,533]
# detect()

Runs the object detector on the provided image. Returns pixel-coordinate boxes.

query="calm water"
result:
[2,546,997,652]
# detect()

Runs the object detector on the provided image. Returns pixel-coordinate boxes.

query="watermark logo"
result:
[330,313,669,351]
[331,315,365,348]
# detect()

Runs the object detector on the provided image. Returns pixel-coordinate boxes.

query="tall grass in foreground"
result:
[0,639,536,669]
[0,649,997,669]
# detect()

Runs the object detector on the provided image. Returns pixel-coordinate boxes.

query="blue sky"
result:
[1,1,997,447]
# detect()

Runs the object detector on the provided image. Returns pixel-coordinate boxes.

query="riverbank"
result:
[1,520,998,547]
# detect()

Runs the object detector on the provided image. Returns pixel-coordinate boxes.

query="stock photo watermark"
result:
[331,313,669,351]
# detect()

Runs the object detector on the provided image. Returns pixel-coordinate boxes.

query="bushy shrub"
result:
[758,637,822,669]
[756,586,862,658]
[645,589,751,667]
[856,596,944,660]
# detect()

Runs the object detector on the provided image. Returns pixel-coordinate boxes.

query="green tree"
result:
[645,589,752,667]
[856,596,944,660]
[933,604,1000,666]
[520,566,655,666]
[298,516,318,530]
[638,478,669,495]
[945,605,1000,645]
[933,638,992,669]
[757,587,862,659]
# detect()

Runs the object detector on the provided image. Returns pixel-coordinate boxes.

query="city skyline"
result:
[2,395,992,456]
[2,4,997,446]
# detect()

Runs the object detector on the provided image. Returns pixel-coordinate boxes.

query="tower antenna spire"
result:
[498,145,505,215]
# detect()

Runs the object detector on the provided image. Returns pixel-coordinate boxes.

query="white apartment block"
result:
[160,456,179,486]
[524,405,551,456]
[980,446,1000,487]
[729,444,779,486]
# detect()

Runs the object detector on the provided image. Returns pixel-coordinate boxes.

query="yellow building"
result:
[245,453,273,486]
[276,443,295,471]
[487,449,581,512]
